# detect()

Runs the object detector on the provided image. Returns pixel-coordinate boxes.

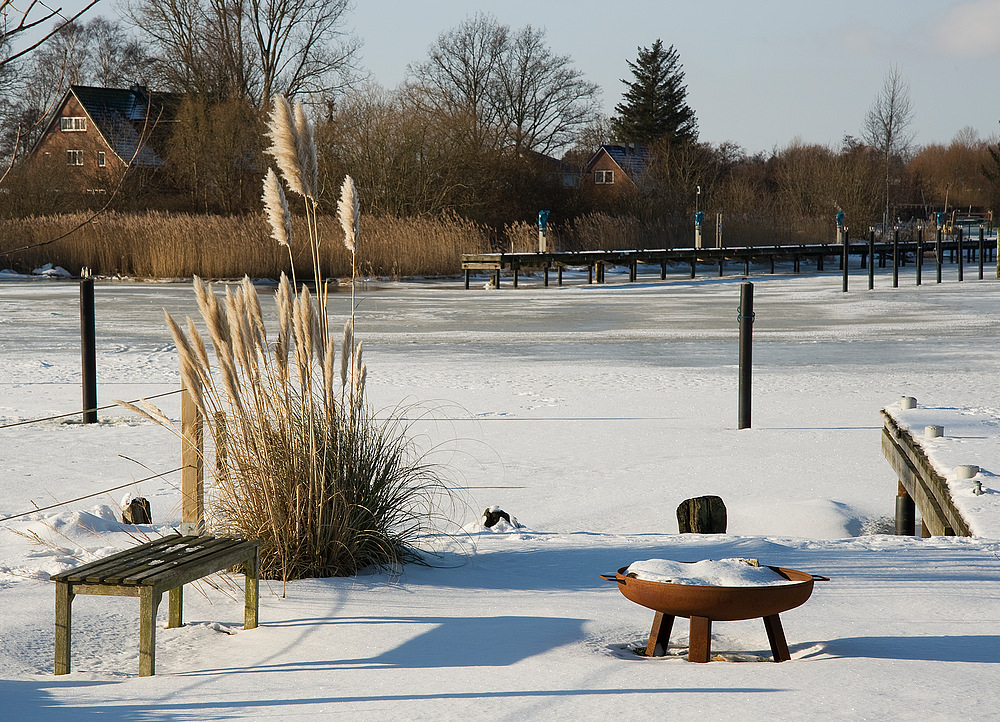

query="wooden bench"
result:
[51,534,260,676]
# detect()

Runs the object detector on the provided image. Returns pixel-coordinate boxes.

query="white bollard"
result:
[899,396,917,409]
[955,465,980,479]
[925,425,944,439]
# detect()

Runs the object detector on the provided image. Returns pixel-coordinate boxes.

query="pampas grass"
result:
[117,95,455,581]
[149,275,447,580]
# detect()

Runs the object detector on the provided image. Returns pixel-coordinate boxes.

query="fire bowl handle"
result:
[811,574,831,582]
[599,574,625,583]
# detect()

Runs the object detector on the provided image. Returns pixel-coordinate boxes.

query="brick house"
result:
[582,143,651,195]
[28,84,182,194]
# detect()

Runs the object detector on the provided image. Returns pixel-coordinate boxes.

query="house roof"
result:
[584,144,651,180]
[66,85,183,166]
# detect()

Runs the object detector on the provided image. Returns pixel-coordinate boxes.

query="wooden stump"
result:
[676,496,727,534]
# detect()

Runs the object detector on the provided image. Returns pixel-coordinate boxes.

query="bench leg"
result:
[168,586,183,629]
[645,611,674,657]
[763,614,791,662]
[55,582,74,675]
[245,547,259,630]
[139,588,162,676]
[688,616,712,663]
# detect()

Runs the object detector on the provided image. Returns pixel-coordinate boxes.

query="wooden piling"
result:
[180,377,204,535]
[80,278,97,424]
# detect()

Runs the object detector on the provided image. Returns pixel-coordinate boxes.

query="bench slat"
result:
[123,538,256,585]
[112,536,238,584]
[134,543,259,591]
[50,535,190,583]
[80,536,209,584]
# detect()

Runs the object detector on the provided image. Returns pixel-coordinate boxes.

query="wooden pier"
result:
[462,238,994,289]
[881,410,972,538]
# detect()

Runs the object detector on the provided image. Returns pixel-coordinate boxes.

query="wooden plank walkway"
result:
[462,238,995,289]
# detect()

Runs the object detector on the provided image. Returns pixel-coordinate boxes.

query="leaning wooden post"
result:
[738,282,754,430]
[180,375,204,536]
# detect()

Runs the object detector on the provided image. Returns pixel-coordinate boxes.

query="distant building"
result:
[582,143,651,195]
[27,84,182,194]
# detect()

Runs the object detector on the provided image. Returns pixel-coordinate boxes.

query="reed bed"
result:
[0,208,840,280]
[0,211,493,279]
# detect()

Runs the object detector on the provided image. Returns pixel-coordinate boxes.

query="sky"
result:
[349,0,1000,154]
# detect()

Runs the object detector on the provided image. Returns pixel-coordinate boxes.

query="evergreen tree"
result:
[611,39,697,145]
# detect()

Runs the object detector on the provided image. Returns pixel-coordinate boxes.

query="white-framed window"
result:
[60,116,87,131]
[594,169,614,184]
[97,151,106,167]
[67,150,84,166]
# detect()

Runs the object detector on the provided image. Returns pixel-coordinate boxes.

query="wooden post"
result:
[979,225,985,280]
[180,376,204,536]
[558,265,563,286]
[677,496,727,533]
[895,480,915,536]
[464,269,470,289]
[245,545,260,630]
[936,226,943,284]
[80,278,97,424]
[957,227,964,281]
[842,238,849,292]
[689,255,696,279]
[892,228,899,288]
[660,260,667,280]
[868,229,875,290]
[738,282,753,429]
[543,266,549,287]
[916,228,923,286]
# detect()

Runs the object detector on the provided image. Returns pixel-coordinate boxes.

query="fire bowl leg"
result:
[688,616,712,663]
[645,611,674,657]
[763,613,791,662]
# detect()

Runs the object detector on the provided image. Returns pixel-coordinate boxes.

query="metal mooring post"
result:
[80,277,97,424]
[738,282,754,430]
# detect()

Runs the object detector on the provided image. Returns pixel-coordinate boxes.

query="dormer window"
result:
[61,117,87,131]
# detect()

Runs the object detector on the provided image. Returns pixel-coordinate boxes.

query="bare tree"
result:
[862,65,914,230]
[0,0,102,69]
[406,13,599,156]
[495,25,599,155]
[127,0,359,105]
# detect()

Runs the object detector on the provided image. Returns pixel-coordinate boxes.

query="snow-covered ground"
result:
[2,260,1000,719]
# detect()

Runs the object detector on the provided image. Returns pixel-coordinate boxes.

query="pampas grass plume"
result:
[338,175,359,253]
[293,101,318,200]
[266,95,305,197]
[262,168,292,247]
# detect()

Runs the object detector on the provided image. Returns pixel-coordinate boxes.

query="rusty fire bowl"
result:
[604,565,820,621]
